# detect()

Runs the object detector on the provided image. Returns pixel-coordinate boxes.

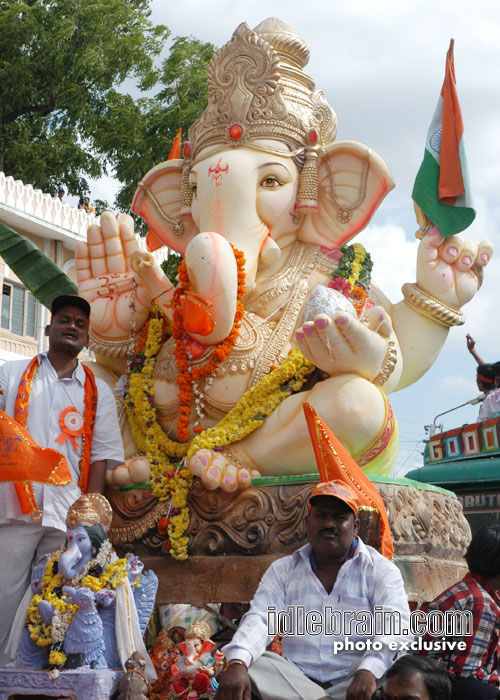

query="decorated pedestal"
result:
[0,668,120,700]
[106,475,471,605]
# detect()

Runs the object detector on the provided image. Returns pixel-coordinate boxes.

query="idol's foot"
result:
[188,449,260,492]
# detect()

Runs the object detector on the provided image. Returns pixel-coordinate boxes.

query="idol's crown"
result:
[188,18,338,161]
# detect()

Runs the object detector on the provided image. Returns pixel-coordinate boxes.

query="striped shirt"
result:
[222,538,411,683]
[420,572,500,680]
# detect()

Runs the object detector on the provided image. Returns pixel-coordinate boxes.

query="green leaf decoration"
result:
[358,252,373,287]
[335,245,356,280]
[0,222,77,309]
[161,252,182,287]
[333,244,373,288]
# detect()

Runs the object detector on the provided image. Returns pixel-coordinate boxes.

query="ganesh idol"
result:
[7,494,157,676]
[75,19,492,541]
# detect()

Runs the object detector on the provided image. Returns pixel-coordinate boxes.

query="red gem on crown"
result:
[308,129,318,144]
[183,141,191,158]
[229,124,243,140]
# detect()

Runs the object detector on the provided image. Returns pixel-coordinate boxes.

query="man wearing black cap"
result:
[0,294,124,664]
[216,480,411,700]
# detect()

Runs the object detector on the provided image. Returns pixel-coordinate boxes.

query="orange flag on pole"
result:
[168,128,182,160]
[303,402,394,560]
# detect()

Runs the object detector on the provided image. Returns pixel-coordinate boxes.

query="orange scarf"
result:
[13,357,98,518]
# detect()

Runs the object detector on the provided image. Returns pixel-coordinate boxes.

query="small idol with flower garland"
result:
[6,494,158,680]
[150,621,223,700]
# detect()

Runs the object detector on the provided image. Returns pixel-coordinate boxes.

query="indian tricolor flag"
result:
[412,39,475,238]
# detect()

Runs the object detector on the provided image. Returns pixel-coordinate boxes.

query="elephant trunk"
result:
[198,221,269,296]
[184,232,238,345]
[197,172,271,295]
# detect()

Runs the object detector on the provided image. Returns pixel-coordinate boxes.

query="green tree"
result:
[110,35,215,213]
[0,0,169,196]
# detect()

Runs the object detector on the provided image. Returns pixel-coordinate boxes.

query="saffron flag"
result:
[303,402,394,560]
[0,409,71,518]
[412,39,475,238]
[168,127,182,160]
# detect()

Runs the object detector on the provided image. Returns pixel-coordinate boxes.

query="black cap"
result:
[50,294,90,318]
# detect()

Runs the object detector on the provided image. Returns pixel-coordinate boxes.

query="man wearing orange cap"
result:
[216,479,411,700]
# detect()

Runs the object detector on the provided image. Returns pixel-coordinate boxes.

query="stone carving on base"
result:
[106,476,470,602]
[0,668,121,700]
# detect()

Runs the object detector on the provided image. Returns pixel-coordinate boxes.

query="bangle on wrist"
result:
[401,282,464,327]
[224,659,248,672]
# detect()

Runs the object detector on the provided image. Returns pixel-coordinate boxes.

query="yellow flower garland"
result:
[49,649,67,666]
[187,348,314,458]
[26,556,129,665]
[347,243,367,287]
[125,304,315,561]
[126,307,192,560]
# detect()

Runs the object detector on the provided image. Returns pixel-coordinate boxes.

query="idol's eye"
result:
[260,176,282,188]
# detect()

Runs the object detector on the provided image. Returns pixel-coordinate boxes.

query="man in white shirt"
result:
[216,480,411,700]
[0,294,124,663]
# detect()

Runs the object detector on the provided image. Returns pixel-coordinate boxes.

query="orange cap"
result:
[303,401,394,560]
[309,480,359,516]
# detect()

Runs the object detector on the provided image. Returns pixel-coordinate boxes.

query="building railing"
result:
[0,171,171,268]
[0,171,97,238]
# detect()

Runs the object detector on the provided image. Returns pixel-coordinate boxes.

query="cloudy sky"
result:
[94,0,500,476]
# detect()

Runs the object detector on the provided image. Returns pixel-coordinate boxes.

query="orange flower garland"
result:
[172,246,246,441]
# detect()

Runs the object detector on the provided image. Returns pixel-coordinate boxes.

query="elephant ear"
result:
[131,159,198,255]
[298,141,395,249]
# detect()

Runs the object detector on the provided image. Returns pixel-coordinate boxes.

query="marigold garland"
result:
[125,244,315,560]
[126,305,191,559]
[125,305,314,560]
[187,348,314,458]
[49,649,67,666]
[171,246,246,441]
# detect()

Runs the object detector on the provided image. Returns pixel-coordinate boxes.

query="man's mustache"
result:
[319,528,341,536]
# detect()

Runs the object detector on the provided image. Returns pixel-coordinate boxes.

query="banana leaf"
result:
[0,222,77,309]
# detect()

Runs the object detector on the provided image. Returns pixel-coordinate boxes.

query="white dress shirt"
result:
[478,388,500,422]
[223,538,411,683]
[0,353,124,531]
